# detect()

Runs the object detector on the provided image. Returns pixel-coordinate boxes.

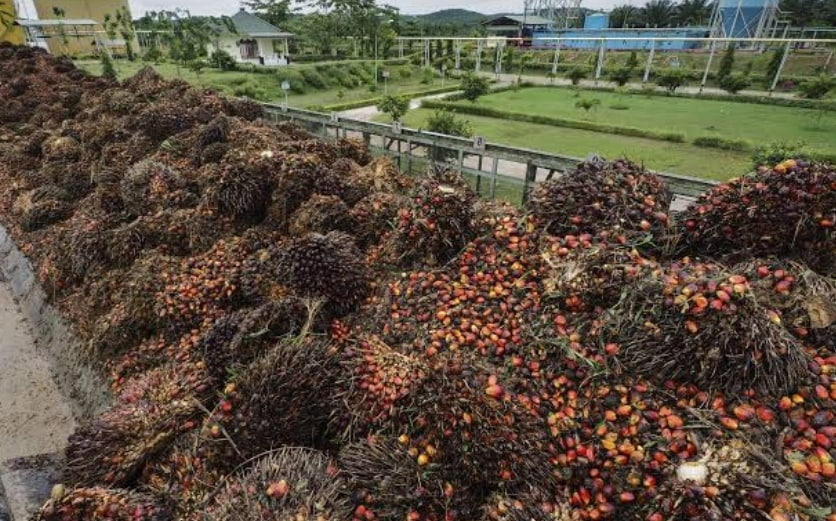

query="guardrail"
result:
[259,103,718,204]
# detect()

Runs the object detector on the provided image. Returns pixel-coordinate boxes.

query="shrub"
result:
[426,109,473,138]
[420,67,435,85]
[610,103,630,110]
[210,49,237,71]
[100,52,117,81]
[608,67,632,87]
[656,68,686,93]
[232,81,269,101]
[719,73,750,94]
[567,66,587,85]
[575,97,601,115]
[398,67,412,79]
[625,50,639,70]
[717,44,735,80]
[798,75,833,99]
[461,72,489,102]
[376,94,409,121]
[300,68,328,90]
[751,141,810,168]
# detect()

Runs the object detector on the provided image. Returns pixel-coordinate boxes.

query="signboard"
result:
[382,70,390,78]
[281,81,291,91]
[473,136,486,150]
[392,121,402,134]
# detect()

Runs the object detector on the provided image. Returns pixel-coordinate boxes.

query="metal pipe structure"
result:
[769,40,791,93]
[643,40,656,83]
[700,40,717,93]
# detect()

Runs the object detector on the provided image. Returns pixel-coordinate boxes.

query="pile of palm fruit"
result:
[0,43,833,521]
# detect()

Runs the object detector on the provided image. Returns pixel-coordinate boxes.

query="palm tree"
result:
[609,4,645,27]
[642,0,677,28]
[675,0,714,26]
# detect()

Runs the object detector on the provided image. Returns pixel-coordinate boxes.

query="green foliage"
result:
[567,67,588,86]
[765,47,783,84]
[461,73,490,102]
[377,94,410,121]
[420,67,436,85]
[655,68,686,93]
[575,97,601,115]
[187,59,208,76]
[693,136,751,151]
[242,0,291,26]
[426,109,473,156]
[717,44,736,80]
[608,67,633,87]
[610,103,630,110]
[719,73,751,94]
[625,50,639,70]
[211,49,238,71]
[751,140,809,168]
[100,52,118,81]
[232,81,269,101]
[797,75,833,99]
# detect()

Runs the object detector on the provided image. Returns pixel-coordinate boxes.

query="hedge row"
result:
[692,136,751,152]
[523,83,836,111]
[421,99,687,143]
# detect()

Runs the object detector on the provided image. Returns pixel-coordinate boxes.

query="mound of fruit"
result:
[0,43,834,521]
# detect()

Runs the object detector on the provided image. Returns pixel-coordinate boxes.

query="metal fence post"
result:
[522,162,537,205]
[490,157,499,200]
[551,42,561,75]
[643,40,656,84]
[769,41,792,95]
[595,39,605,85]
[406,139,413,174]
[699,40,717,94]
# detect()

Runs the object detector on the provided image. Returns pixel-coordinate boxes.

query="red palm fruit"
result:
[666,415,684,429]
[778,397,793,411]
[733,404,756,422]
[789,460,808,475]
[757,407,776,422]
[720,417,739,430]
[619,492,635,503]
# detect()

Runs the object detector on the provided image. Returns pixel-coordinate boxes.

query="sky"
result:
[15,0,624,19]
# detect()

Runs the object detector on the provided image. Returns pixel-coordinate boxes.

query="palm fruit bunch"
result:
[348,192,406,249]
[732,259,835,347]
[540,230,657,313]
[105,219,150,267]
[41,134,82,163]
[529,159,672,239]
[14,187,72,231]
[205,447,348,521]
[202,159,273,220]
[382,176,477,267]
[120,160,187,217]
[339,437,454,521]
[154,237,257,330]
[605,259,810,395]
[65,364,211,487]
[205,334,340,466]
[337,137,373,166]
[36,486,170,521]
[197,299,307,381]
[311,162,370,206]
[48,221,108,286]
[679,160,836,273]
[267,153,324,226]
[333,335,429,437]
[135,100,197,142]
[289,194,356,236]
[274,232,372,317]
[354,157,412,194]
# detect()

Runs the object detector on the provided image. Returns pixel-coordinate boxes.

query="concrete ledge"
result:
[0,455,62,521]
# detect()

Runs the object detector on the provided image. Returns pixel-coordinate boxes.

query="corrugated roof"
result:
[230,10,293,37]
[15,18,97,27]
[483,15,555,26]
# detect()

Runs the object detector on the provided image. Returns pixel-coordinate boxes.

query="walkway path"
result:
[0,273,75,520]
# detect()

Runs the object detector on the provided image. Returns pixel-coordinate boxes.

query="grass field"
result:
[380,108,751,180]
[462,87,836,152]
[77,60,456,109]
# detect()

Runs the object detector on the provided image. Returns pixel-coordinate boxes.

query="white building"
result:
[208,9,293,66]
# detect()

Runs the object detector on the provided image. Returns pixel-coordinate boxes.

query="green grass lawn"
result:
[466,87,836,152]
[381,108,751,180]
[76,60,456,109]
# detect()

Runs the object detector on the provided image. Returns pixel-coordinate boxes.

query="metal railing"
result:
[259,103,717,205]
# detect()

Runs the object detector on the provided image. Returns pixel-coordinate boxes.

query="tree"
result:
[104,7,137,61]
[609,4,643,27]
[797,75,833,99]
[461,73,489,102]
[100,51,118,81]
[642,0,676,28]
[778,0,824,27]
[242,0,292,27]
[717,44,735,81]
[675,0,713,26]
[519,53,533,76]
[609,67,633,86]
[764,47,783,85]
[567,67,587,85]
[377,94,409,121]
[625,50,639,70]
[656,68,686,93]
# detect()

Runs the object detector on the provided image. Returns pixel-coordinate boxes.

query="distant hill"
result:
[409,9,488,26]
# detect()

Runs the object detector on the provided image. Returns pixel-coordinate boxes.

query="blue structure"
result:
[714,0,778,39]
[532,27,710,50]
[584,13,610,30]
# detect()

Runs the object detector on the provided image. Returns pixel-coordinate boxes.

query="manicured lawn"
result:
[381,109,751,180]
[76,60,456,109]
[467,87,836,152]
